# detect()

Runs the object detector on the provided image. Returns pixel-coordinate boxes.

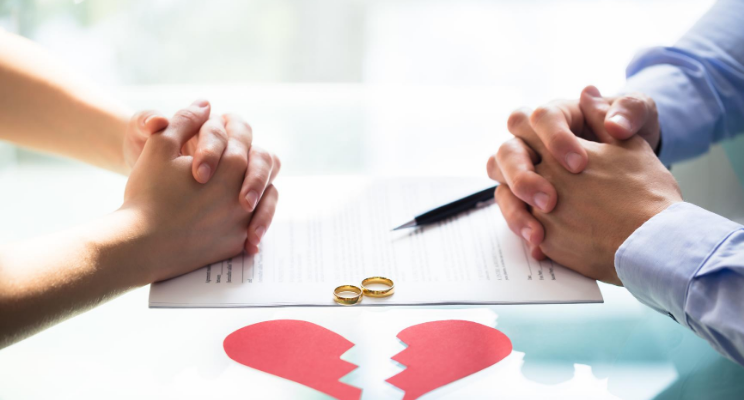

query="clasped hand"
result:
[487,86,681,285]
[122,100,280,283]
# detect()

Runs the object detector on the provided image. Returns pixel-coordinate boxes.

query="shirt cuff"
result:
[615,202,742,328]
[622,52,720,165]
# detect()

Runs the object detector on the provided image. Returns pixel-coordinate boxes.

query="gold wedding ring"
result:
[361,276,395,298]
[333,285,363,306]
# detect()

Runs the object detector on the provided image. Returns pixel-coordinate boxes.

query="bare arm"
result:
[0,30,132,173]
[0,209,151,347]
[0,103,280,348]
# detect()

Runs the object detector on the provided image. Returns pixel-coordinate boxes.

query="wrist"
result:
[87,207,159,287]
[113,111,133,175]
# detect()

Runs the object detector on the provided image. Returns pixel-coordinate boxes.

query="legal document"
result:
[149,177,603,307]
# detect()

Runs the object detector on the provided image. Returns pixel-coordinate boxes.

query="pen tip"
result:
[392,220,417,231]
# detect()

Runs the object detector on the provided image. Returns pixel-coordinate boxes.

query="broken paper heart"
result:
[224,319,512,400]
[386,320,513,400]
[223,320,362,400]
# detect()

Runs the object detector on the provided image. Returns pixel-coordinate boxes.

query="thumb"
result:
[605,94,660,147]
[160,99,211,153]
[579,85,616,144]
[130,110,169,139]
[124,110,169,169]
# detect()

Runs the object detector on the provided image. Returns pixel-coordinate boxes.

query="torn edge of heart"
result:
[385,320,513,400]
[224,319,362,400]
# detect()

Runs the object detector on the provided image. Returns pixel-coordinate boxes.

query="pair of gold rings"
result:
[333,277,395,306]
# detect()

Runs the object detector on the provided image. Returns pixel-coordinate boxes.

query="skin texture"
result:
[0,104,279,348]
[0,30,281,234]
[0,32,281,347]
[487,86,661,258]
[491,107,681,285]
[125,106,281,255]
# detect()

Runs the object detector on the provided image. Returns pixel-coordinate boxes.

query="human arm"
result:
[616,203,744,366]
[506,108,744,366]
[0,30,277,186]
[0,103,279,349]
[0,30,131,173]
[623,0,744,165]
[489,0,744,252]
[503,0,744,172]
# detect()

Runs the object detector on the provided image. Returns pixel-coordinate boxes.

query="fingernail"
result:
[251,226,266,246]
[534,192,549,211]
[565,152,583,173]
[192,99,209,108]
[521,227,532,242]
[609,114,632,132]
[196,164,211,182]
[245,190,259,211]
[144,115,156,126]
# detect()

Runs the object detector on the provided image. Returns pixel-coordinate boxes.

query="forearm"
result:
[615,203,744,365]
[0,30,132,174]
[0,208,153,349]
[622,0,744,165]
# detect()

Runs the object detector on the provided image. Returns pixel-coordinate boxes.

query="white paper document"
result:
[149,177,603,307]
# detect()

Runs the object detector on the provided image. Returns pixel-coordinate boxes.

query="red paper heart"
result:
[224,320,361,400]
[386,320,513,400]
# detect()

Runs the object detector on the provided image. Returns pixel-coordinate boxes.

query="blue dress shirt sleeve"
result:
[621,0,744,165]
[616,202,744,365]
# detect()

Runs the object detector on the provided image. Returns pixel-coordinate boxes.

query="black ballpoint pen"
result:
[392,184,500,230]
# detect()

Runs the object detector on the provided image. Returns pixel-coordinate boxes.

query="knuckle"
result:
[509,171,533,196]
[174,108,202,125]
[158,134,180,149]
[253,148,273,165]
[486,154,498,173]
[507,108,529,132]
[224,112,240,121]
[619,94,645,110]
[495,143,511,163]
[546,130,570,151]
[497,138,523,161]
[495,189,515,216]
[641,94,658,117]
[265,184,279,200]
[530,105,555,125]
[196,146,221,161]
[224,147,248,169]
[207,125,228,143]
[272,154,282,172]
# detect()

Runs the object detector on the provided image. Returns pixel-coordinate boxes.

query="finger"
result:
[220,114,260,211]
[241,146,275,212]
[191,117,228,183]
[487,141,538,183]
[486,154,505,183]
[130,110,169,138]
[496,138,557,212]
[530,243,547,260]
[160,99,211,154]
[507,108,546,155]
[222,113,254,152]
[579,86,615,144]
[245,184,279,254]
[495,185,545,246]
[605,93,659,143]
[528,101,588,173]
[269,153,281,183]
